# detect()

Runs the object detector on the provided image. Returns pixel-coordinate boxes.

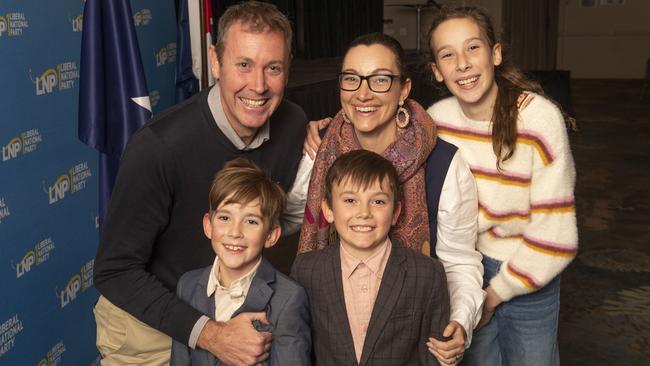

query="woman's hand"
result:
[427,321,467,365]
[475,286,502,330]
[303,117,331,159]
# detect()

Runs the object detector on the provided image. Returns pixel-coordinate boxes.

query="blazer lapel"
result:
[197,266,216,315]
[325,242,358,364]
[359,244,407,366]
[232,258,275,318]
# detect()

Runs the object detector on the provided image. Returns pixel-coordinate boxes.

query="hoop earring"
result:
[343,112,351,124]
[395,102,410,129]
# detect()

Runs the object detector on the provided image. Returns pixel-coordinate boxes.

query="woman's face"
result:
[340,44,411,147]
[430,17,502,118]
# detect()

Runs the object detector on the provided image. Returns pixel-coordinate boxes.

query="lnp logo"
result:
[133,9,152,26]
[155,43,177,66]
[71,13,83,32]
[57,259,94,308]
[0,314,23,358]
[2,128,42,162]
[36,341,65,366]
[13,237,56,278]
[44,161,92,204]
[0,196,10,224]
[30,61,79,95]
[0,12,29,37]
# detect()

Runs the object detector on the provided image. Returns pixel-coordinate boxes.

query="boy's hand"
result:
[426,321,466,365]
[197,312,272,366]
[303,117,331,159]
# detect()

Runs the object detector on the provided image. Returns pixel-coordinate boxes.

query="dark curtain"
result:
[300,0,383,59]
[502,0,559,70]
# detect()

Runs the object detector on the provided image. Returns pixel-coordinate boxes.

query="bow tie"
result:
[218,283,245,300]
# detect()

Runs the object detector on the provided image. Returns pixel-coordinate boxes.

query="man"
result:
[93,2,307,365]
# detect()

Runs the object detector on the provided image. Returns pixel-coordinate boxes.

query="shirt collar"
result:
[207,85,270,151]
[206,256,262,298]
[340,238,392,279]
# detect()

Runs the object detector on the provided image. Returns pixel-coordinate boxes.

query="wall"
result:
[557,0,650,79]
[384,0,503,53]
[0,1,176,365]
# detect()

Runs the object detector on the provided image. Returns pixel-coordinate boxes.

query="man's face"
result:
[210,22,290,142]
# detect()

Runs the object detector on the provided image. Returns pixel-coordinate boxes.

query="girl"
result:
[426,5,577,366]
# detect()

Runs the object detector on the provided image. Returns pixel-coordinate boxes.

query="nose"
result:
[250,68,268,94]
[227,221,244,238]
[356,203,372,219]
[355,79,372,100]
[456,53,471,72]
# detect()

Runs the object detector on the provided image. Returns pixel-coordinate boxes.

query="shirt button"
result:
[361,285,368,292]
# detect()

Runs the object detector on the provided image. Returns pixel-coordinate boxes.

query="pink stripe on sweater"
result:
[507,262,542,290]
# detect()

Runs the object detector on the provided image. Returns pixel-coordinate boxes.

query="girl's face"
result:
[340,44,411,150]
[430,17,502,119]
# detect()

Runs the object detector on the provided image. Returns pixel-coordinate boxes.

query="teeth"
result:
[351,226,373,232]
[458,76,478,86]
[240,97,266,107]
[224,244,245,251]
[356,106,378,113]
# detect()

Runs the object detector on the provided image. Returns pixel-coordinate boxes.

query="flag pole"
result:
[199,0,208,90]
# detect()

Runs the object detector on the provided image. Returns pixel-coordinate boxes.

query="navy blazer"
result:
[171,257,312,366]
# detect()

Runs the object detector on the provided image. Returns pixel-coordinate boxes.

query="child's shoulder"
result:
[178,265,211,284]
[394,245,445,276]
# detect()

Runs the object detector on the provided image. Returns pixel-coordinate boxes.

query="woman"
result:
[426,5,577,366]
[298,33,483,365]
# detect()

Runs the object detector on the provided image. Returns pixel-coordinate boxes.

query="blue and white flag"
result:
[78,0,152,223]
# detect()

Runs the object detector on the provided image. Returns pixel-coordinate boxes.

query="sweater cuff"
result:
[489,271,519,303]
[189,315,211,349]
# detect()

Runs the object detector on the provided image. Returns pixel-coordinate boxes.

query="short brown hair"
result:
[208,158,286,227]
[216,1,293,63]
[324,150,401,207]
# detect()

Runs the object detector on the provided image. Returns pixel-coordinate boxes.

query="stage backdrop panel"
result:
[0,1,176,364]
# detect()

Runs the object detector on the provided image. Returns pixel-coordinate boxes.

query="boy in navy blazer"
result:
[171,158,311,365]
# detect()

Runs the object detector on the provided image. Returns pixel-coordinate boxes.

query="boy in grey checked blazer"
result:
[292,150,450,365]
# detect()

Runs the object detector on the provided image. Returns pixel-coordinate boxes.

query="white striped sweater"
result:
[427,94,577,301]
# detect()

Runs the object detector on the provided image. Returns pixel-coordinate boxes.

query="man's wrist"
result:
[189,315,211,349]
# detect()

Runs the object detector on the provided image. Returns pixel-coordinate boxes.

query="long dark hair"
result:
[427,5,548,168]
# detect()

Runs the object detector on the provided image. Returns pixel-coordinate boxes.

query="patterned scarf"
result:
[298,99,437,253]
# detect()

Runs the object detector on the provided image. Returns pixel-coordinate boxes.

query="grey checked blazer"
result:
[171,257,312,366]
[291,240,450,366]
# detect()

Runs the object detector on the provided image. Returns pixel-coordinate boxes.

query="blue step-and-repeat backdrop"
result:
[0,1,177,364]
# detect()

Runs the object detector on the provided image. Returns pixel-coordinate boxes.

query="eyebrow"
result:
[341,68,396,75]
[436,37,484,54]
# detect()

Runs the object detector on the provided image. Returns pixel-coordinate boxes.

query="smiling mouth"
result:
[223,244,246,252]
[457,76,479,87]
[239,97,268,108]
[350,225,374,232]
[355,106,378,113]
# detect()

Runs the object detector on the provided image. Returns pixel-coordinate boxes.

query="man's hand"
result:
[427,320,466,365]
[303,117,331,159]
[475,286,502,330]
[197,312,272,366]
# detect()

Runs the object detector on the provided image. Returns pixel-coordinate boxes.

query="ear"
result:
[391,201,402,226]
[209,45,220,80]
[321,200,335,224]
[203,213,213,239]
[264,225,281,249]
[431,62,444,82]
[492,43,502,67]
[400,78,412,103]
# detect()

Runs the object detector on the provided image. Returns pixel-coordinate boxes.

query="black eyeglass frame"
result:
[338,72,401,93]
